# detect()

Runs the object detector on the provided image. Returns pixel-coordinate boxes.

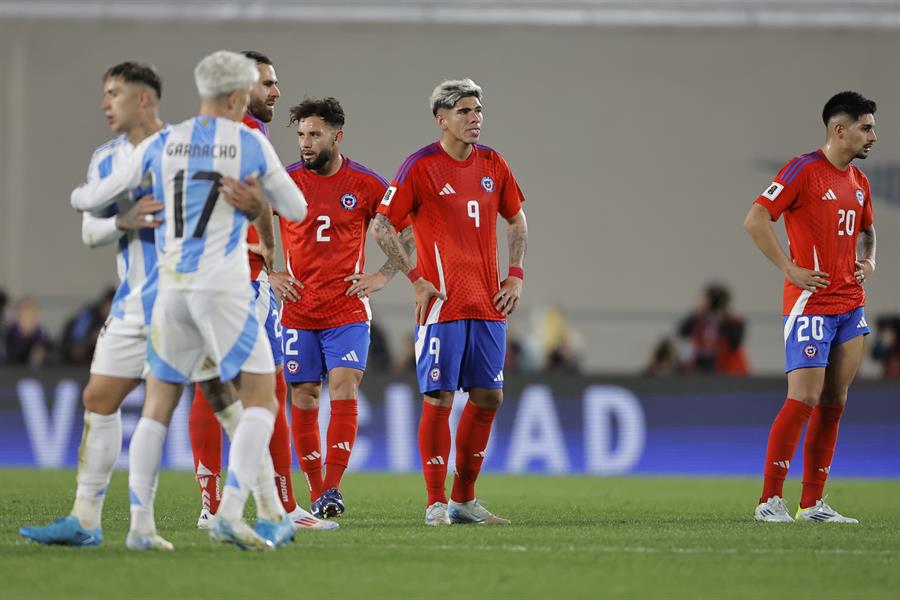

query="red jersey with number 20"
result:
[377,142,525,323]
[280,157,392,330]
[754,149,873,316]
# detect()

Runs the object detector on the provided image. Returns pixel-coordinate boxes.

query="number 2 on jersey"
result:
[316,215,332,242]
[173,169,223,238]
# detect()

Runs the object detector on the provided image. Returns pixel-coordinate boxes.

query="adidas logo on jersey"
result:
[426,456,445,465]
[331,441,352,451]
[773,460,790,469]
[821,189,837,201]
[342,350,360,362]
[438,183,456,196]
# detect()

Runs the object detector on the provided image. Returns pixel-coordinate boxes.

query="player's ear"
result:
[334,129,344,144]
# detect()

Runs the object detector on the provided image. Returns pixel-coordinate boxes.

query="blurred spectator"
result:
[0,288,8,363]
[871,314,900,379]
[60,287,115,366]
[645,336,682,376]
[504,326,527,373]
[5,297,51,367]
[678,282,749,375]
[395,334,417,374]
[367,320,393,373]
[532,306,583,373]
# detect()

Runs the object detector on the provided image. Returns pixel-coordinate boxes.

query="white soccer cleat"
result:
[795,499,859,524]
[448,499,510,525]
[424,502,451,526]
[287,506,339,531]
[126,531,175,551]
[754,496,794,523]
[196,508,214,530]
[209,516,275,551]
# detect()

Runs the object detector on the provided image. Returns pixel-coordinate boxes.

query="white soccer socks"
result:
[218,407,276,522]
[72,410,122,529]
[128,417,167,535]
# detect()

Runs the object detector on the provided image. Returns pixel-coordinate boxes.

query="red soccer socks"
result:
[323,399,358,491]
[270,371,297,513]
[800,404,844,508]
[292,405,323,502]
[451,402,497,503]
[760,398,813,503]
[189,384,222,514]
[418,402,452,506]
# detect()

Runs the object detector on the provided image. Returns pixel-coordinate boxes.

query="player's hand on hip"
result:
[344,271,389,298]
[221,176,263,220]
[854,258,875,284]
[247,242,275,273]
[493,276,523,316]
[268,271,303,303]
[785,260,830,292]
[116,196,164,230]
[413,278,447,325]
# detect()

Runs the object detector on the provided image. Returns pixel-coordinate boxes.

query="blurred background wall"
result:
[0,1,898,374]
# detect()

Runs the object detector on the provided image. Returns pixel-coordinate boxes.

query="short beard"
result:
[247,97,273,123]
[302,146,333,172]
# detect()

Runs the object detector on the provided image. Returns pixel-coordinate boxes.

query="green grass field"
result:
[2,469,898,599]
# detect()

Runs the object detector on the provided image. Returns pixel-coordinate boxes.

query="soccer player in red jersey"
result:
[187,51,333,530]
[274,96,413,518]
[374,79,528,525]
[745,91,878,524]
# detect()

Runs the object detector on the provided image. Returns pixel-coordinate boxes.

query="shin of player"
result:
[71,50,308,550]
[19,62,164,549]
[745,91,877,524]
[275,97,400,519]
[373,79,528,526]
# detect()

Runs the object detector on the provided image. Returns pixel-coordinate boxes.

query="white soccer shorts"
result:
[89,316,148,379]
[147,287,274,384]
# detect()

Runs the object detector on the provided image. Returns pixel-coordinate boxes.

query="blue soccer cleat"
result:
[311,487,345,519]
[210,516,274,551]
[254,515,296,547]
[19,516,102,547]
[448,499,510,525]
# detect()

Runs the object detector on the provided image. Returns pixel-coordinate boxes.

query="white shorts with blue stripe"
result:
[147,287,274,384]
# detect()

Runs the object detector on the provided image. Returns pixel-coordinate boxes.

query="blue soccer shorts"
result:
[252,278,284,366]
[415,319,506,394]
[783,307,869,373]
[281,321,370,383]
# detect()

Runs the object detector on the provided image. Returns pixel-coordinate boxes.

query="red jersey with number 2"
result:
[377,142,525,323]
[280,157,393,330]
[243,113,270,280]
[754,149,873,316]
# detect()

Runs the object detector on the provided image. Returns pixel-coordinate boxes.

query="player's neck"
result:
[313,153,343,177]
[439,137,474,161]
[198,102,241,122]
[820,143,852,171]
[126,118,163,146]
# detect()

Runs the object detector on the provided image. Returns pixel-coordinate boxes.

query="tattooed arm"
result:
[492,209,528,316]
[345,224,416,296]
[855,226,877,283]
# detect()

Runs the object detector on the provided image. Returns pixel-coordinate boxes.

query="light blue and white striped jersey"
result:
[84,134,159,328]
[72,116,307,291]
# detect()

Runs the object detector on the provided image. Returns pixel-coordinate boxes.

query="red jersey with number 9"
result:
[377,142,525,323]
[754,149,873,316]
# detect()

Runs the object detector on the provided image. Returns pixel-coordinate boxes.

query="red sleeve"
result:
[753,158,805,221]
[860,175,874,229]
[376,165,418,229]
[496,153,525,219]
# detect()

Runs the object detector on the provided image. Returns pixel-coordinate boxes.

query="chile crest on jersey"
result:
[341,193,358,210]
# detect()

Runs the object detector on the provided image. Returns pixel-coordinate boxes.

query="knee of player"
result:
[329,376,361,400]
[469,388,504,410]
[291,382,321,409]
[82,382,122,415]
[819,389,849,407]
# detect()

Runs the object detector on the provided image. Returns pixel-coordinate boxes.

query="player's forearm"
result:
[81,212,122,248]
[506,210,528,268]
[744,205,792,273]
[859,226,876,264]
[253,203,276,252]
[71,166,138,212]
[373,214,415,274]
[376,225,416,279]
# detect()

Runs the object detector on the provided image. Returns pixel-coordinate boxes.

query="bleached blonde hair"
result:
[194,50,259,99]
[430,78,483,116]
